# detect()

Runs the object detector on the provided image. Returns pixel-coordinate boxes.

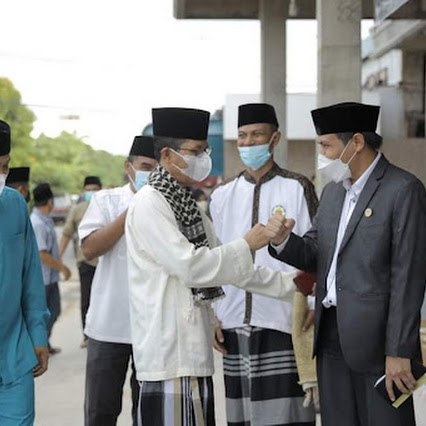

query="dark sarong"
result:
[138,376,215,426]
[222,326,315,426]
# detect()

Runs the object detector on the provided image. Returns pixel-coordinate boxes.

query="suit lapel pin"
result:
[364,208,373,218]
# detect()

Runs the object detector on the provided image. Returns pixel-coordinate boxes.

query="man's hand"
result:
[61,264,71,281]
[213,319,227,355]
[385,356,417,401]
[244,224,269,252]
[302,383,320,413]
[33,346,49,377]
[265,215,295,246]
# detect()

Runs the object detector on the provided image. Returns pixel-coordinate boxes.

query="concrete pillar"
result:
[316,0,362,190]
[402,51,425,138]
[259,0,288,168]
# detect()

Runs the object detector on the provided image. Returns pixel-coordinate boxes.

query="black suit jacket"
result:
[269,155,426,373]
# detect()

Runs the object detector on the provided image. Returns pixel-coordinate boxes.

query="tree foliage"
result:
[0,77,126,193]
[0,77,35,165]
[30,132,126,192]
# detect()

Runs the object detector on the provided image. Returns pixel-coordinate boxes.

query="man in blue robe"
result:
[0,120,50,425]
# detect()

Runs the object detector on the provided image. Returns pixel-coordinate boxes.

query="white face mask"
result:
[171,149,212,182]
[317,139,357,183]
[0,174,7,197]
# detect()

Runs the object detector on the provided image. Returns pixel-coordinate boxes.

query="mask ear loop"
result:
[169,149,190,174]
[128,163,138,190]
[338,137,357,165]
[268,132,278,154]
[345,149,357,165]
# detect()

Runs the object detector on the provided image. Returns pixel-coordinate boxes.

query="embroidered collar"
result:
[242,162,281,185]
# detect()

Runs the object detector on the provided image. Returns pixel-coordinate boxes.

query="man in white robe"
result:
[210,103,318,425]
[126,107,299,426]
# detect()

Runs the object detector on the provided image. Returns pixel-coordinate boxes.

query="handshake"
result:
[243,214,296,252]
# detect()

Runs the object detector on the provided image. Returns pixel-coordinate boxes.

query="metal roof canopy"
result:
[174,0,426,20]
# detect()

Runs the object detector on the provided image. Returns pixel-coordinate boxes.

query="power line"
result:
[25,103,118,114]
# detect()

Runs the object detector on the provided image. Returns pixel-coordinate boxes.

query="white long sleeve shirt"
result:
[126,185,296,381]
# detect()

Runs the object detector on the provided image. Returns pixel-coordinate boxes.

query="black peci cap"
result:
[129,135,155,159]
[0,120,11,156]
[238,103,279,128]
[152,108,210,140]
[84,176,102,187]
[311,102,380,136]
[6,167,30,185]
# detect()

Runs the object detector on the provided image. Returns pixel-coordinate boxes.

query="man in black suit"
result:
[266,102,426,426]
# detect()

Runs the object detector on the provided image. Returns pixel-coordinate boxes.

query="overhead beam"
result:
[174,0,426,20]
[173,0,393,20]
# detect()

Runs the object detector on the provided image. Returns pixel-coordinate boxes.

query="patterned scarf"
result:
[148,166,224,305]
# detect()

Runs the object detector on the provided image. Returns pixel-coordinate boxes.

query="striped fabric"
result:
[222,327,316,426]
[138,376,215,426]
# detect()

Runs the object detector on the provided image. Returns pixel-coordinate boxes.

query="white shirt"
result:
[322,152,382,308]
[126,185,296,381]
[78,184,134,343]
[210,170,314,334]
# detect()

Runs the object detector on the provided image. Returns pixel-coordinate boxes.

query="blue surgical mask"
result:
[129,164,151,191]
[237,133,276,171]
[84,191,95,203]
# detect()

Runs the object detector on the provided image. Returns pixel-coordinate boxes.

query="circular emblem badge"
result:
[271,204,286,217]
[364,208,373,218]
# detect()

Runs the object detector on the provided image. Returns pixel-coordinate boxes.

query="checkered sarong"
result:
[138,376,215,426]
[222,326,315,426]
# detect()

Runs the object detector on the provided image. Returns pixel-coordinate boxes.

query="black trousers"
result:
[45,282,61,345]
[317,307,416,426]
[85,338,139,426]
[78,262,96,338]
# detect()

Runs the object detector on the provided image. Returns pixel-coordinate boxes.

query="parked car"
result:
[51,193,72,224]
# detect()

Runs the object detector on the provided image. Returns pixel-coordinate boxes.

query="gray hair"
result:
[153,136,187,161]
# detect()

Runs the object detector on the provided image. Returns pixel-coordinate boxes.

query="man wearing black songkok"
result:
[210,103,318,425]
[126,107,299,426]
[78,136,157,426]
[267,102,426,426]
[0,120,50,425]
[31,183,72,354]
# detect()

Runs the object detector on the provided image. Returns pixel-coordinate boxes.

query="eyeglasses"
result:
[178,147,212,157]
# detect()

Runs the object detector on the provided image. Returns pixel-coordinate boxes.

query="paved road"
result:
[33,227,425,425]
